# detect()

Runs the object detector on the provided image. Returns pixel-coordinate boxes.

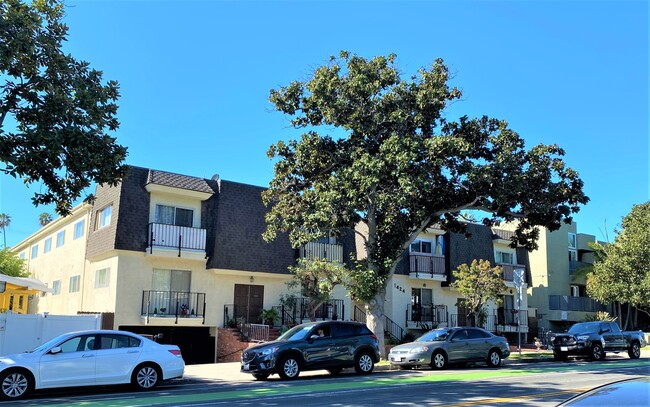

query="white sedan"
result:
[0,329,185,400]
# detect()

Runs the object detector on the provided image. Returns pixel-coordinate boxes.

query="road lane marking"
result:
[440,388,590,406]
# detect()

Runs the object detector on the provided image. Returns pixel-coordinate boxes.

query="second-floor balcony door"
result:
[152,269,190,315]
[411,288,433,322]
[233,284,264,324]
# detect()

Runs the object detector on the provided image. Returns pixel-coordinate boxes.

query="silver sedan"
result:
[388,327,510,369]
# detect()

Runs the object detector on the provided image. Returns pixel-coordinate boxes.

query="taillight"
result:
[371,334,377,340]
[168,349,182,357]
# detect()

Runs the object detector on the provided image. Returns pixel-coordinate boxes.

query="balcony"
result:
[299,242,344,263]
[141,290,206,325]
[409,254,446,280]
[406,304,448,328]
[449,309,528,333]
[147,223,207,259]
[499,263,527,286]
[549,295,606,312]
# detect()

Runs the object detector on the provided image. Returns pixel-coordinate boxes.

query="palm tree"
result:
[39,212,53,227]
[0,213,10,248]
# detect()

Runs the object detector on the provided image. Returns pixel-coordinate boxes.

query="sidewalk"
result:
[181,348,650,383]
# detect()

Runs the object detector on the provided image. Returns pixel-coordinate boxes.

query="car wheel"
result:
[486,349,502,368]
[553,352,568,361]
[590,343,604,361]
[327,367,343,376]
[431,351,447,370]
[0,369,32,400]
[354,352,374,375]
[628,342,641,359]
[253,373,270,381]
[278,356,300,380]
[132,363,161,390]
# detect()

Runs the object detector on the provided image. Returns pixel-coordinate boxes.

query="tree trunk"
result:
[623,303,632,330]
[366,292,387,359]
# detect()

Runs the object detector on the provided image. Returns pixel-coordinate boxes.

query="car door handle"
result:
[82,354,94,358]
[127,350,140,353]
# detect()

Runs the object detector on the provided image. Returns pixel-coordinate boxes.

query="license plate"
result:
[560,347,568,352]
[243,363,249,371]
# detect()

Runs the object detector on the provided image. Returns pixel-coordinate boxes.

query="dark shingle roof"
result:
[147,170,215,194]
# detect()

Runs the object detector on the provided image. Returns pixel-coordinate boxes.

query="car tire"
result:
[431,351,447,370]
[253,373,270,381]
[553,352,568,361]
[486,348,502,368]
[327,367,343,376]
[132,363,161,390]
[0,369,33,401]
[354,351,374,375]
[278,356,301,380]
[628,342,641,359]
[589,343,604,361]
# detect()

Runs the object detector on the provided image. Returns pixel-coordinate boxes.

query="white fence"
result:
[0,311,101,356]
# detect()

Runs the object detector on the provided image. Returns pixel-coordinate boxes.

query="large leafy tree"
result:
[451,260,506,327]
[0,247,27,277]
[588,202,650,328]
[262,51,588,353]
[0,0,128,216]
[38,212,52,227]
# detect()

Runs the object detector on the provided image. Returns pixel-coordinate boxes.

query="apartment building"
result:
[13,166,356,364]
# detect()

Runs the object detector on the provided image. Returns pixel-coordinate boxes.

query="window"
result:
[569,250,576,261]
[31,245,38,259]
[52,280,61,295]
[95,268,110,288]
[496,251,514,264]
[99,334,141,349]
[44,237,52,253]
[434,235,444,255]
[97,205,112,229]
[571,285,580,297]
[410,240,432,254]
[56,230,65,247]
[568,233,576,249]
[69,275,80,293]
[152,269,190,292]
[155,205,193,227]
[19,252,25,260]
[74,220,85,239]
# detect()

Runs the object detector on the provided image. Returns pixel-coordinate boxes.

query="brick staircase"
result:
[216,327,281,363]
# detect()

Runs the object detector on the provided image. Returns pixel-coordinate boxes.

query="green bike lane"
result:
[18,359,650,407]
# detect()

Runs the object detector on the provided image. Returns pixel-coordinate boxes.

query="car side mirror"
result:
[309,335,319,342]
[49,346,62,355]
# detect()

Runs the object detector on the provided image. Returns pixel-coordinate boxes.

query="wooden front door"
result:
[233,284,264,324]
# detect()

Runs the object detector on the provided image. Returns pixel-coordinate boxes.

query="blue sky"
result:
[1,0,648,248]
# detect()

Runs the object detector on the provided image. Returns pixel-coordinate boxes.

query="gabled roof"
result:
[146,169,215,194]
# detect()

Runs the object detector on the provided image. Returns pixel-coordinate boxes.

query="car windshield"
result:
[26,334,68,353]
[568,322,600,334]
[277,324,315,341]
[416,329,450,342]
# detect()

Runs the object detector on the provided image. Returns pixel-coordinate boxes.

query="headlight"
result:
[576,335,590,341]
[259,347,279,356]
[409,346,429,353]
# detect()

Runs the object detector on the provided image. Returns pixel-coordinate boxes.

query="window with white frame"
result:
[569,249,578,262]
[19,252,25,259]
[410,240,433,254]
[56,230,65,247]
[97,205,112,229]
[95,268,110,288]
[74,220,85,239]
[570,285,580,297]
[52,280,61,295]
[31,245,38,259]
[496,251,515,264]
[69,275,80,293]
[152,269,190,292]
[44,237,52,253]
[155,205,193,227]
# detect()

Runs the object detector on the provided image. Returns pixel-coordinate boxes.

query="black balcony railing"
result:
[549,295,606,312]
[299,242,344,263]
[449,310,528,333]
[353,305,367,324]
[409,254,446,278]
[406,304,448,327]
[148,223,207,256]
[141,290,206,324]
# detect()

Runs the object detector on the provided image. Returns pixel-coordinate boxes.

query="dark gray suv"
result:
[240,321,380,380]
